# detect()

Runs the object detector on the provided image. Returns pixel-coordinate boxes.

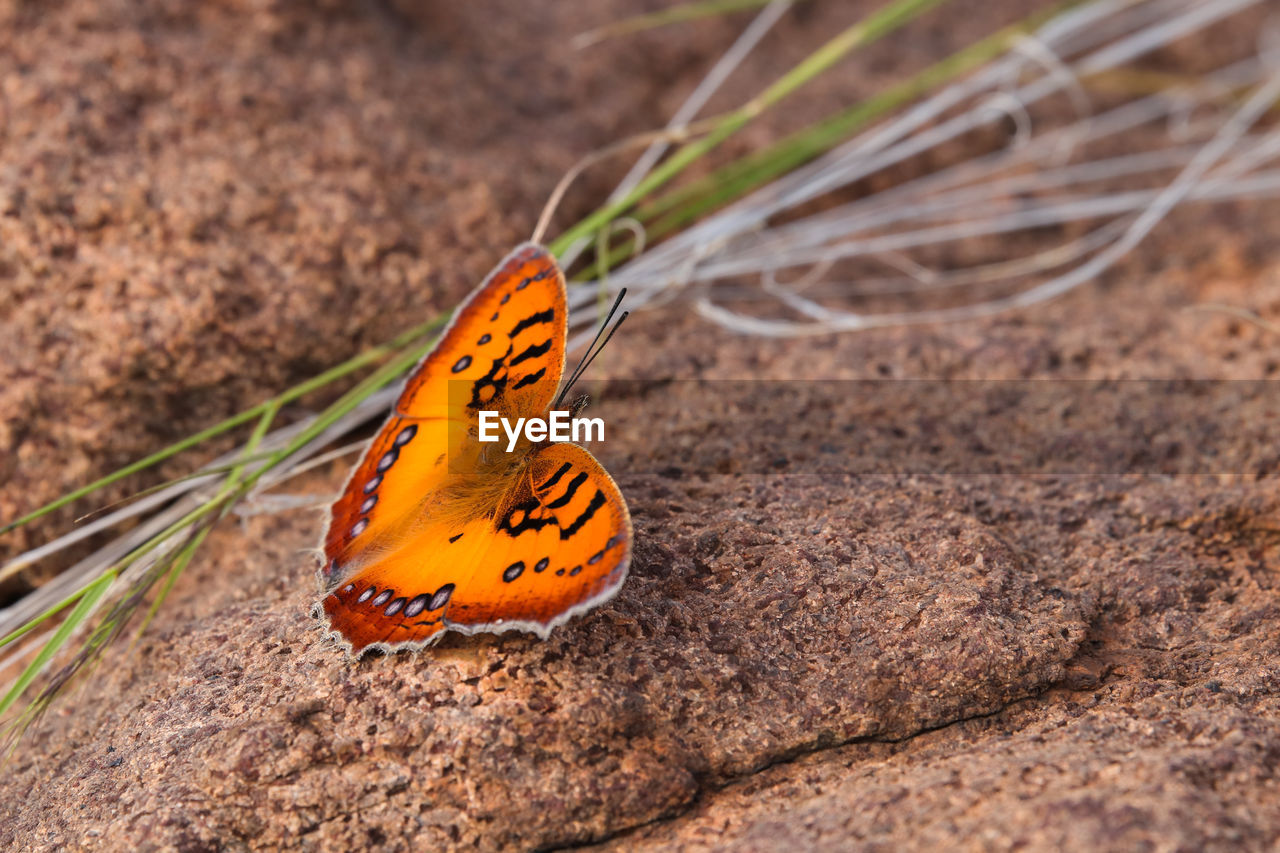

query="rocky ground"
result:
[1,0,1278,850]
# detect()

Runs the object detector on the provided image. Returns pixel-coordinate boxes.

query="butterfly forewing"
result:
[322,244,567,583]
[394,243,567,422]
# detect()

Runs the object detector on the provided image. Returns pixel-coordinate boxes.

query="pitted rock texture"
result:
[0,473,1090,850]
[3,1,1280,851]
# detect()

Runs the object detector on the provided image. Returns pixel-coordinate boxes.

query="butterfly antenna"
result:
[556,290,627,407]
[556,289,629,409]
[561,312,629,407]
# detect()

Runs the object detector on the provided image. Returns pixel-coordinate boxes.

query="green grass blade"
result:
[131,525,212,643]
[242,329,445,487]
[0,569,115,718]
[130,400,280,643]
[0,315,446,537]
[573,0,805,48]
[0,581,94,650]
[221,399,283,498]
[70,448,289,526]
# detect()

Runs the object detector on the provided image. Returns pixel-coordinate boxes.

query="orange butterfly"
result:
[314,244,631,657]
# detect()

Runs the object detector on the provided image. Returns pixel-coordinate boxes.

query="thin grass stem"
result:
[572,0,809,49]
[550,0,953,257]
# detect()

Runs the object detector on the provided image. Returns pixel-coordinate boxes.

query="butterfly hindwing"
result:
[445,442,631,633]
[320,512,497,651]
[319,442,630,654]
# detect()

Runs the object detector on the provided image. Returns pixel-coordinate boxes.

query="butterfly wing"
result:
[319,442,631,655]
[392,242,567,423]
[317,243,630,656]
[444,442,631,634]
[320,243,567,588]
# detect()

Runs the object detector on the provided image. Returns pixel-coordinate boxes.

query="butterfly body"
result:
[315,244,631,657]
